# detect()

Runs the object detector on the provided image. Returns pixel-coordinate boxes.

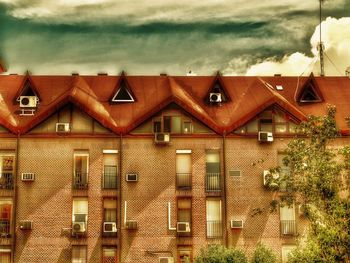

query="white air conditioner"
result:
[20,96,37,108]
[159,257,174,263]
[125,220,138,230]
[230,220,244,229]
[126,173,138,182]
[21,172,35,181]
[258,131,274,142]
[209,93,222,103]
[72,222,86,233]
[19,220,33,230]
[56,123,70,133]
[155,133,170,144]
[263,170,279,186]
[177,222,190,233]
[103,222,117,233]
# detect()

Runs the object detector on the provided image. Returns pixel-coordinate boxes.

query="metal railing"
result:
[73,171,88,189]
[0,219,10,237]
[0,172,13,189]
[280,220,297,235]
[176,173,192,189]
[103,172,118,189]
[207,220,222,238]
[206,173,221,191]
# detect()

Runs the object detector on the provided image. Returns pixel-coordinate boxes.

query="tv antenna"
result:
[317,0,325,76]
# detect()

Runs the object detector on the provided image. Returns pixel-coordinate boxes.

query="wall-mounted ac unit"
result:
[230,220,244,229]
[19,220,33,230]
[72,222,86,233]
[209,93,222,103]
[263,170,279,186]
[125,220,138,230]
[103,222,117,233]
[21,172,35,181]
[155,133,170,144]
[258,131,274,142]
[177,222,190,233]
[20,96,37,108]
[159,257,174,263]
[126,173,138,182]
[56,123,70,133]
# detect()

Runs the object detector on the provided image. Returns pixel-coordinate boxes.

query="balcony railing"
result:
[206,173,221,191]
[0,172,13,189]
[176,173,192,189]
[0,219,10,237]
[206,220,222,238]
[103,172,118,189]
[73,171,88,189]
[280,220,297,236]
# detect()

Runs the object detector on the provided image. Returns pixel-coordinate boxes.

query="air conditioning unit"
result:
[72,222,86,233]
[20,96,37,108]
[56,123,70,133]
[103,222,117,233]
[177,222,190,233]
[19,220,33,230]
[263,170,279,186]
[230,220,244,229]
[125,220,138,230]
[126,173,138,182]
[159,257,174,263]
[258,131,274,142]
[209,93,222,103]
[21,172,35,181]
[155,133,170,144]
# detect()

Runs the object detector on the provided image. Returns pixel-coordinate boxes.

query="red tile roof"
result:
[0,74,349,135]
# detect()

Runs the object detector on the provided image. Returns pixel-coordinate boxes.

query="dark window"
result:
[163,116,171,133]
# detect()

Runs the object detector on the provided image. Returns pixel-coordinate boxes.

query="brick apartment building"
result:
[0,72,349,263]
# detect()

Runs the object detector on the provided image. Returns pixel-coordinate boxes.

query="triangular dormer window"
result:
[110,72,135,103]
[297,74,323,104]
[205,72,230,104]
[15,74,40,103]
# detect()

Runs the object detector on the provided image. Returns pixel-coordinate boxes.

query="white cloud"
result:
[243,17,350,76]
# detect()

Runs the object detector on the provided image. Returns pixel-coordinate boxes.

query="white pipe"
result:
[124,201,127,225]
[168,202,176,231]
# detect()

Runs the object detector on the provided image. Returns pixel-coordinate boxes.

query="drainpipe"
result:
[222,131,228,247]
[118,134,122,263]
[12,133,20,263]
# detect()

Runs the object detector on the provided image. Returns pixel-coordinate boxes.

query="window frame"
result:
[71,245,87,263]
[73,152,89,189]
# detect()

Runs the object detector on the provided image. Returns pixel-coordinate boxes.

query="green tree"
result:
[267,106,350,262]
[251,242,277,263]
[194,244,247,263]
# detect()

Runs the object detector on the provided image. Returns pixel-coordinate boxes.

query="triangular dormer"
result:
[205,71,230,104]
[14,72,40,103]
[297,73,323,104]
[110,71,135,103]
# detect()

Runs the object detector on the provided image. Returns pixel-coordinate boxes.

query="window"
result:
[103,152,118,189]
[0,248,11,263]
[72,198,88,233]
[111,78,135,102]
[178,246,192,263]
[0,153,14,189]
[278,152,290,191]
[177,198,191,237]
[280,204,296,236]
[281,245,296,263]
[73,152,89,189]
[102,247,117,263]
[206,199,222,238]
[0,199,12,238]
[176,152,192,189]
[205,151,221,191]
[72,246,87,263]
[103,199,117,237]
[153,116,192,134]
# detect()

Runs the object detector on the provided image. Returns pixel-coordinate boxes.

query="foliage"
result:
[194,244,247,263]
[267,105,350,262]
[251,242,277,263]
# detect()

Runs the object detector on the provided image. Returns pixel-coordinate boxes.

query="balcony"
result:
[73,171,88,189]
[206,173,221,192]
[280,220,297,236]
[176,173,191,190]
[0,219,10,237]
[0,172,13,189]
[103,172,118,189]
[206,220,222,238]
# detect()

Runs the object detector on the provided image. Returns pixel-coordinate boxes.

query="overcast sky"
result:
[0,0,349,76]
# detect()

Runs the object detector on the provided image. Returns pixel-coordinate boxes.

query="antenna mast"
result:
[317,0,325,76]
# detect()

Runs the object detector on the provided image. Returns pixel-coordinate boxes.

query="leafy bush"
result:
[251,243,277,263]
[195,244,247,263]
